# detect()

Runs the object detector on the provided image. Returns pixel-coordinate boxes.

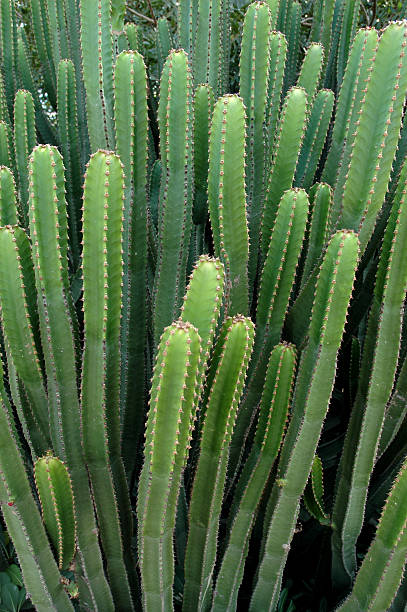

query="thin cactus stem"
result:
[331,155,407,589]
[261,86,307,259]
[336,456,407,611]
[14,89,36,227]
[183,316,254,612]
[153,50,193,345]
[81,150,134,610]
[213,343,296,612]
[114,50,148,481]
[0,402,74,611]
[193,84,214,226]
[239,1,271,293]
[229,188,308,482]
[250,230,358,611]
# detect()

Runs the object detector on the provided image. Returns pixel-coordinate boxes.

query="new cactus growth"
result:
[0,2,405,611]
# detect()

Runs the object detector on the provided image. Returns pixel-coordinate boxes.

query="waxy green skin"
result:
[0,0,407,610]
[81,150,134,611]
[138,320,201,612]
[208,95,249,317]
[34,455,76,571]
[337,456,407,611]
[251,231,358,611]
[183,316,255,612]
[213,343,296,611]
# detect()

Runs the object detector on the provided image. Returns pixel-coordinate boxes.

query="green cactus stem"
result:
[81,150,134,610]
[261,86,307,258]
[14,90,36,227]
[137,320,201,612]
[208,94,249,316]
[153,50,193,344]
[250,230,358,611]
[239,1,271,291]
[183,316,254,612]
[34,454,76,571]
[114,50,148,481]
[337,456,407,611]
[331,148,407,589]
[213,343,296,611]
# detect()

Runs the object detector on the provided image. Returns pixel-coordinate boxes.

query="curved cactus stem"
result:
[331,155,407,589]
[114,50,148,481]
[14,90,36,227]
[250,230,358,611]
[57,59,82,269]
[208,94,249,316]
[336,456,407,612]
[331,22,407,250]
[322,28,378,188]
[303,455,329,524]
[261,86,307,258]
[239,1,271,295]
[213,343,296,612]
[193,84,214,226]
[183,316,254,612]
[0,404,74,611]
[153,50,193,344]
[295,89,334,190]
[229,189,308,482]
[296,42,324,101]
[34,454,76,571]
[0,166,17,225]
[137,320,201,612]
[81,150,135,610]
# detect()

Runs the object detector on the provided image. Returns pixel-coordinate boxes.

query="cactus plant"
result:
[0,2,405,611]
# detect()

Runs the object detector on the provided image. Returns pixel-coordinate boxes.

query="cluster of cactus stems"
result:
[0,0,406,610]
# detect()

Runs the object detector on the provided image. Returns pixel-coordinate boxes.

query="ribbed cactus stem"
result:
[332,153,407,588]
[213,343,296,611]
[183,316,254,612]
[153,50,193,344]
[208,94,249,316]
[0,166,17,225]
[0,404,74,611]
[114,50,148,480]
[337,456,407,611]
[331,21,407,250]
[14,89,36,227]
[250,230,358,611]
[34,453,76,571]
[239,1,271,291]
[137,320,201,612]
[261,86,307,258]
[81,150,134,610]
